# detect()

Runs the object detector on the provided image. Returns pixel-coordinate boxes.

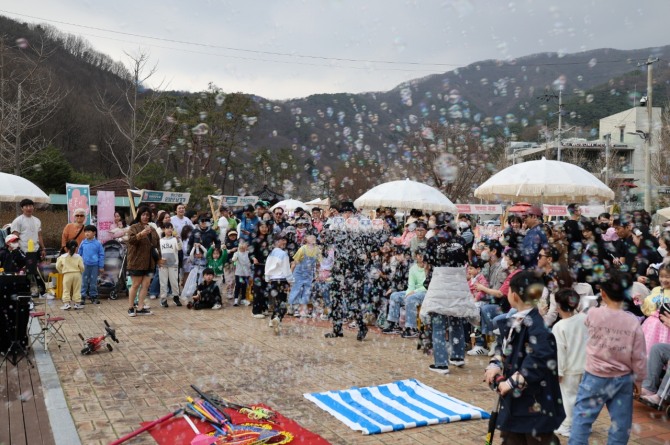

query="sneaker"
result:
[149,295,157,300]
[449,359,465,367]
[60,303,71,310]
[92,299,100,305]
[271,317,280,335]
[135,308,152,316]
[212,303,222,310]
[142,304,151,310]
[555,425,571,438]
[469,328,482,338]
[641,394,662,406]
[173,296,183,307]
[253,313,266,319]
[488,342,497,357]
[45,293,55,300]
[160,298,169,308]
[128,307,136,317]
[79,300,86,306]
[401,328,419,338]
[233,299,239,307]
[320,314,329,321]
[268,318,274,327]
[467,346,490,356]
[73,303,84,310]
[240,300,251,306]
[382,324,402,334]
[428,364,450,374]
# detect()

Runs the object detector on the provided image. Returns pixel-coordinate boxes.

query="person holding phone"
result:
[640,263,670,354]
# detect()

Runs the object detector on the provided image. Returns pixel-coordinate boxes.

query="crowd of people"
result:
[4,197,670,443]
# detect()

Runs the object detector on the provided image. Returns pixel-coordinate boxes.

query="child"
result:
[181,243,207,301]
[484,270,564,444]
[78,225,105,305]
[223,230,239,298]
[569,270,647,445]
[468,257,489,303]
[159,222,182,308]
[231,240,251,307]
[264,236,294,335]
[640,262,670,354]
[207,245,228,302]
[57,240,85,310]
[466,256,489,355]
[288,234,321,318]
[0,234,26,274]
[187,268,222,310]
[180,225,194,288]
[552,288,587,438]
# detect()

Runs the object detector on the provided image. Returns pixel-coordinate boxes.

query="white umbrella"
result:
[354,179,458,213]
[0,172,50,204]
[270,199,308,213]
[474,158,614,204]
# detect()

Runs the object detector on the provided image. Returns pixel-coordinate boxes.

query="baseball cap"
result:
[5,234,19,244]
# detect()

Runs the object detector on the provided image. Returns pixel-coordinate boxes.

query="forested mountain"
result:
[1,15,668,205]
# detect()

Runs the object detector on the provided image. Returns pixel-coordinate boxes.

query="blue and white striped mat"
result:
[304,379,490,435]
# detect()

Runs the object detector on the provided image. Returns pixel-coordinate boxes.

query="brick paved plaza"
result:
[25,297,670,444]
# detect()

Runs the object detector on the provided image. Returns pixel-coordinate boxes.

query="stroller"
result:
[97,240,128,300]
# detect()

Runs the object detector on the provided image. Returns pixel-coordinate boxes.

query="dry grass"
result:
[1,209,69,249]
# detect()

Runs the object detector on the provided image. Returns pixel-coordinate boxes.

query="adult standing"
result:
[420,213,477,373]
[216,205,237,242]
[271,206,288,235]
[11,199,47,297]
[249,221,273,318]
[520,206,548,269]
[171,204,195,237]
[239,204,260,243]
[126,206,161,317]
[189,215,220,251]
[61,208,87,252]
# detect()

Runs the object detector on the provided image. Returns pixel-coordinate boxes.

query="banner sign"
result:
[66,183,91,225]
[96,191,115,244]
[541,205,607,218]
[217,195,259,207]
[456,204,503,215]
[140,190,190,204]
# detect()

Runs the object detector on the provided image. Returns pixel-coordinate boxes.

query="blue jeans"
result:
[480,304,502,334]
[387,290,425,329]
[288,274,314,305]
[568,372,633,445]
[431,314,466,366]
[313,281,331,308]
[149,266,160,296]
[82,265,99,299]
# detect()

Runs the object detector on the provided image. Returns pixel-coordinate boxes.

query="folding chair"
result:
[30,311,66,351]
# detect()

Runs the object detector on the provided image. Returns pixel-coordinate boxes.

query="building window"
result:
[620,127,624,143]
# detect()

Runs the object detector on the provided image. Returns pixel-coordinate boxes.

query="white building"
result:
[507,105,662,207]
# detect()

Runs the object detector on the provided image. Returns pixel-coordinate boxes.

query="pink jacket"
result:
[469,273,489,301]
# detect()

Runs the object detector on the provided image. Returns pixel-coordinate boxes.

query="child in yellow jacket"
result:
[56,240,85,310]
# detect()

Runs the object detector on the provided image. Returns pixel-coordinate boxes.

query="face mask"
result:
[428,221,436,229]
[458,221,469,229]
[659,246,668,257]
[480,251,490,261]
[500,257,509,270]
[9,242,19,250]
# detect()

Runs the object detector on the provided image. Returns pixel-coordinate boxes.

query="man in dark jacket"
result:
[189,216,220,250]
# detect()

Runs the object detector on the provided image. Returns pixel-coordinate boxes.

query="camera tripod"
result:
[0,295,33,369]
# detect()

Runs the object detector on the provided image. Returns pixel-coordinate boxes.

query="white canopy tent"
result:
[354,179,458,213]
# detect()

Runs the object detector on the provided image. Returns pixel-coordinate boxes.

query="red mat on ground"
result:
[142,403,330,445]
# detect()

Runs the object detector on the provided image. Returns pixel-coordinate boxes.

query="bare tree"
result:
[96,51,173,188]
[0,35,66,175]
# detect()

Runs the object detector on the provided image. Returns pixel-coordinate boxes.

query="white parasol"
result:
[354,179,458,213]
[0,172,50,204]
[270,199,308,213]
[474,158,614,204]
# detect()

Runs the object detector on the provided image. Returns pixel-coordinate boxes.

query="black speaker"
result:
[0,275,31,353]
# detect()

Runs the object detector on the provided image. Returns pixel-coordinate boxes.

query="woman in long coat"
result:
[126,205,161,317]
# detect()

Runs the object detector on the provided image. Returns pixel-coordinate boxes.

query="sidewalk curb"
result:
[30,318,82,445]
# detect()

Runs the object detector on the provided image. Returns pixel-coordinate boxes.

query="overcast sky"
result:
[3,1,669,100]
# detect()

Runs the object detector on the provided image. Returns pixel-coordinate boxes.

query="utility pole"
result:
[639,57,658,212]
[604,133,611,187]
[557,90,563,161]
